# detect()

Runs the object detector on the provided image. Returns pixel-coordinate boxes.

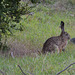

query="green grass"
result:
[13,7,75,50]
[0,3,75,75]
[0,49,75,75]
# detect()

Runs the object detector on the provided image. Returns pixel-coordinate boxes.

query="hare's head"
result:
[61,32,70,40]
[60,21,70,40]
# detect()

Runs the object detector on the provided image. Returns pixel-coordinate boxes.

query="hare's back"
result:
[43,36,60,47]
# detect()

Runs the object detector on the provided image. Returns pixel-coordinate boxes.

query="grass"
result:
[0,3,75,75]
[0,49,75,75]
[14,7,75,50]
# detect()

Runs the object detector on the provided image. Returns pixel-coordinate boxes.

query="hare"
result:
[42,21,70,54]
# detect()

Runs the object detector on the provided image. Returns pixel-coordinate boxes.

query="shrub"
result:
[69,0,75,4]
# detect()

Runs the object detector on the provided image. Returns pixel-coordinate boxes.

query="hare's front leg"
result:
[60,49,62,53]
[57,47,62,53]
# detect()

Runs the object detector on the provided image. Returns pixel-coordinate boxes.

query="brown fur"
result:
[42,21,70,54]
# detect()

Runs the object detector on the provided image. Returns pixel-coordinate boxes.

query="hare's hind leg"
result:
[49,46,56,53]
[42,47,51,54]
[54,45,60,53]
[57,49,62,53]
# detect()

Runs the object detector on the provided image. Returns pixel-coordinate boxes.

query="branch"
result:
[18,65,26,75]
[0,70,5,75]
[56,62,75,75]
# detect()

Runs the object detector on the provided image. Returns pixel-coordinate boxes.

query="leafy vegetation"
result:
[0,0,33,51]
[0,0,75,75]
[0,0,22,51]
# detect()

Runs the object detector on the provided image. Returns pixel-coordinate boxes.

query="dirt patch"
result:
[7,40,40,57]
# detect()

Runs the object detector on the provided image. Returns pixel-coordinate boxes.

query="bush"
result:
[31,0,40,3]
[0,0,32,51]
[69,0,75,4]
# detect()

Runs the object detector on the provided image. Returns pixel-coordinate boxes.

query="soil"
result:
[7,40,39,57]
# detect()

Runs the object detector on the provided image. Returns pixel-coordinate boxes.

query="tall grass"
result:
[13,5,75,50]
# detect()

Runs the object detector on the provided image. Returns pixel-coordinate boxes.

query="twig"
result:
[18,65,26,75]
[56,62,75,75]
[0,70,5,75]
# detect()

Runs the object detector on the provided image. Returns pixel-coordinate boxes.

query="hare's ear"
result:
[60,21,64,32]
